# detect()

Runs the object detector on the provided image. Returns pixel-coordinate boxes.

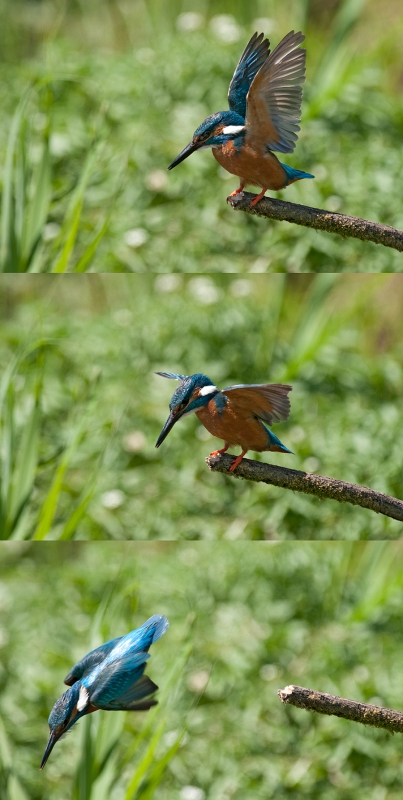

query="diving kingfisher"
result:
[40,614,169,768]
[155,372,292,472]
[168,30,314,206]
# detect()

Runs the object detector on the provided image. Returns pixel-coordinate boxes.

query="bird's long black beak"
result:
[168,140,203,170]
[40,730,59,769]
[155,410,184,447]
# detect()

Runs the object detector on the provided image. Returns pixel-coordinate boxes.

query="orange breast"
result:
[196,400,270,452]
[212,139,287,191]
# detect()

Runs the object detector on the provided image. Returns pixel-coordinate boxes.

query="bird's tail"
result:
[265,426,293,454]
[281,163,314,185]
[142,614,170,643]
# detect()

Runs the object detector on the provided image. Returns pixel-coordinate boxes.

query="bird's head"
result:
[168,111,245,169]
[155,372,219,447]
[40,683,88,769]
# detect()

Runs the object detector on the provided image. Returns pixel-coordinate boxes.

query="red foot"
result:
[226,186,244,203]
[229,450,247,473]
[249,189,267,208]
[209,446,229,457]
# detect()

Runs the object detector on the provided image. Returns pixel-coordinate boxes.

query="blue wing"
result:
[222,384,292,425]
[228,32,270,119]
[89,652,152,707]
[98,674,159,711]
[64,636,123,686]
[245,31,306,154]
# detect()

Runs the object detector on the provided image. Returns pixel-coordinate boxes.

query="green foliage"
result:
[2,541,403,798]
[0,274,402,540]
[1,0,403,272]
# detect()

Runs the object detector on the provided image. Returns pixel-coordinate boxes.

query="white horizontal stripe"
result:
[222,125,245,135]
[199,385,219,396]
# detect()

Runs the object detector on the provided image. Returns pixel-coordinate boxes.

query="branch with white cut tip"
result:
[228,192,403,252]
[205,453,403,522]
[278,685,403,734]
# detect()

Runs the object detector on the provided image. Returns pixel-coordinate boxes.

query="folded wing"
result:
[228,32,270,119]
[89,652,151,707]
[245,30,306,153]
[222,383,292,425]
[64,636,123,686]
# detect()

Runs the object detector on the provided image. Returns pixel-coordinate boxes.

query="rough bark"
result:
[206,453,403,523]
[278,685,403,734]
[228,192,403,252]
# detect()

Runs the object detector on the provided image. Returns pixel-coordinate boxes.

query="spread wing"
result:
[245,31,306,153]
[222,384,292,426]
[228,32,270,119]
[64,636,123,686]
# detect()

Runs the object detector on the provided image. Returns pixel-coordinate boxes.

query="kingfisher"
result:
[155,372,292,472]
[168,30,314,206]
[40,614,169,768]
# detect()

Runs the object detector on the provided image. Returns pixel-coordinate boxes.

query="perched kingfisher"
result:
[40,614,169,768]
[168,30,314,206]
[155,372,292,472]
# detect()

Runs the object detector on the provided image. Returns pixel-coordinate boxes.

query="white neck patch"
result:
[77,685,89,712]
[199,385,219,397]
[222,125,245,135]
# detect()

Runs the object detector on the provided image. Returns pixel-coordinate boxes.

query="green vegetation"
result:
[0,274,402,540]
[2,541,403,799]
[1,0,403,272]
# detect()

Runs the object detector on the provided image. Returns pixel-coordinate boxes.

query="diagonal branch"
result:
[205,453,403,522]
[228,192,403,252]
[278,685,403,734]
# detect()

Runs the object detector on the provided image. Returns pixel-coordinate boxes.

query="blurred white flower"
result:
[136,48,154,64]
[101,490,125,509]
[124,228,148,248]
[195,426,213,441]
[180,789,205,800]
[43,222,61,242]
[289,425,305,443]
[249,256,270,273]
[188,277,220,304]
[260,664,278,681]
[50,132,70,157]
[113,309,133,327]
[146,169,168,192]
[176,12,204,32]
[252,17,277,34]
[230,279,253,297]
[123,431,147,453]
[154,274,183,293]
[179,548,199,566]
[210,14,241,43]
[326,195,343,212]
[303,457,320,473]
[187,670,209,693]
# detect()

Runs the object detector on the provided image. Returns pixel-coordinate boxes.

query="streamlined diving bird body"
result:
[41,614,169,768]
[155,372,292,472]
[168,31,314,205]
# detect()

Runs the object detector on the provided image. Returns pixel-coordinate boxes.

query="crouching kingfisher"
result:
[40,614,169,768]
[168,30,314,206]
[155,372,292,472]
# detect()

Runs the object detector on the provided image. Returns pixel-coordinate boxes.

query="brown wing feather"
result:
[245,30,306,153]
[222,384,292,425]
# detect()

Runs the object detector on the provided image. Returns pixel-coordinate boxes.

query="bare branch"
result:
[228,192,403,252]
[278,685,403,734]
[206,453,403,522]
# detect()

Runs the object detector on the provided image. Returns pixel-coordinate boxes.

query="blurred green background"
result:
[0,272,402,540]
[2,541,403,799]
[1,0,403,272]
